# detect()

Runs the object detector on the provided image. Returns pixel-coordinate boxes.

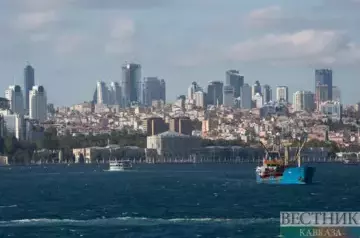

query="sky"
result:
[0,0,360,106]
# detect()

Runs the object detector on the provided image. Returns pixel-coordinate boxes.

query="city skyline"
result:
[0,0,360,106]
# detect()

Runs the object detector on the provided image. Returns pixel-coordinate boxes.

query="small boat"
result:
[343,158,359,165]
[108,160,132,171]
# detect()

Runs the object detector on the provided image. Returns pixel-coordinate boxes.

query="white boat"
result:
[108,160,132,171]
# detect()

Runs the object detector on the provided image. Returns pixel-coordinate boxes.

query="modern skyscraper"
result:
[315,69,333,101]
[187,82,200,100]
[96,81,109,105]
[109,82,122,106]
[160,79,166,104]
[276,86,289,102]
[223,85,234,107]
[121,63,141,106]
[142,77,166,107]
[194,91,206,108]
[225,70,244,98]
[253,93,263,109]
[262,85,272,103]
[241,83,252,109]
[29,85,47,122]
[24,64,35,113]
[207,81,223,106]
[5,85,24,115]
[252,81,261,98]
[293,91,315,112]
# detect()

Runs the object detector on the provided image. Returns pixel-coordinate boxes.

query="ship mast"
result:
[295,132,308,167]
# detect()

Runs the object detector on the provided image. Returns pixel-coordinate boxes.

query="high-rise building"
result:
[96,81,109,105]
[142,77,166,107]
[252,81,261,98]
[24,64,35,113]
[29,85,47,122]
[276,86,289,102]
[315,69,333,101]
[109,82,122,106]
[225,70,244,98]
[262,85,272,103]
[194,91,206,108]
[293,91,315,112]
[253,93,263,109]
[207,81,223,106]
[121,63,141,106]
[223,85,234,108]
[241,83,252,109]
[160,79,166,104]
[143,117,168,136]
[5,85,24,115]
[187,82,200,100]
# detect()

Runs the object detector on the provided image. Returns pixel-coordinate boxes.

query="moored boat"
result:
[109,160,132,171]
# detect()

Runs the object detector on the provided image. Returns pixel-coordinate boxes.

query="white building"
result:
[194,91,206,108]
[253,93,263,108]
[293,91,315,112]
[223,85,234,107]
[1,111,24,140]
[276,86,289,102]
[241,84,252,109]
[5,85,24,115]
[320,101,342,122]
[29,85,47,122]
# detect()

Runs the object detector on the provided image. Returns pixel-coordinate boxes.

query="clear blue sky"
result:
[0,0,359,106]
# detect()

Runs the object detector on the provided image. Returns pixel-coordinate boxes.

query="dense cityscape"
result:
[0,62,358,165]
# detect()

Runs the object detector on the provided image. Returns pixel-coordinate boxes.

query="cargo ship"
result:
[255,135,315,185]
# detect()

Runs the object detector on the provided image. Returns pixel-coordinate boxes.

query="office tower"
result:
[109,82,122,106]
[223,85,234,107]
[252,81,261,98]
[262,84,272,103]
[276,86,289,102]
[24,64,35,113]
[5,85,24,115]
[241,83,252,109]
[142,77,166,107]
[315,69,332,101]
[121,63,141,106]
[207,81,223,106]
[187,82,200,100]
[29,85,47,122]
[293,91,315,112]
[96,81,109,104]
[253,93,263,108]
[160,79,166,103]
[332,86,341,102]
[225,70,244,98]
[194,91,206,108]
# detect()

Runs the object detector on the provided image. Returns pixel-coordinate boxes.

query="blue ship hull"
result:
[256,166,315,184]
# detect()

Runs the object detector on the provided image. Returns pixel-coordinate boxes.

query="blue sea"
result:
[0,163,358,238]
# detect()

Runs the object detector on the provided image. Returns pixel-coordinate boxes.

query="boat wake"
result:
[0,217,278,227]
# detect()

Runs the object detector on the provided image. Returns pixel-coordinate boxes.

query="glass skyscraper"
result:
[315,69,332,101]
[121,63,141,107]
[225,70,244,98]
[24,64,35,113]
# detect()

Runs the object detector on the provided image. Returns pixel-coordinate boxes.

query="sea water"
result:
[0,163,358,238]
